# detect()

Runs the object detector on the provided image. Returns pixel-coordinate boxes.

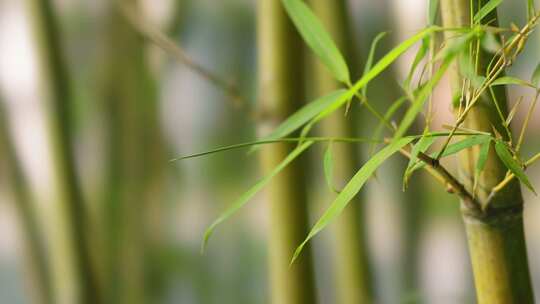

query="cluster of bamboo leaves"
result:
[176,0,540,263]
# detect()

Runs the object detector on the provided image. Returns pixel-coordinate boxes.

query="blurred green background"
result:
[1,0,540,303]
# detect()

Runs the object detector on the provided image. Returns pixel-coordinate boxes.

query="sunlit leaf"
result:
[473,0,503,24]
[473,138,491,195]
[403,135,437,189]
[394,54,453,140]
[202,141,315,252]
[494,140,536,194]
[312,27,439,126]
[291,137,415,263]
[409,134,492,173]
[528,0,536,19]
[282,0,350,83]
[491,76,534,88]
[362,32,388,97]
[404,36,430,89]
[369,96,407,154]
[258,89,348,145]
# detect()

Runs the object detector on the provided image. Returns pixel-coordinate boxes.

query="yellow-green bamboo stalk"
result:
[0,95,54,304]
[99,1,166,303]
[309,1,372,303]
[440,1,534,303]
[24,0,101,303]
[257,1,316,304]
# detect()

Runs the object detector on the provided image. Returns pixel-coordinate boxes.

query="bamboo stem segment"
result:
[309,1,372,303]
[24,0,101,303]
[257,1,316,304]
[440,1,534,303]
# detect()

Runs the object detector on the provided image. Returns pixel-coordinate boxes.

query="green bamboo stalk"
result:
[0,95,54,304]
[24,0,101,303]
[99,1,166,303]
[309,1,372,303]
[257,1,317,304]
[440,1,534,303]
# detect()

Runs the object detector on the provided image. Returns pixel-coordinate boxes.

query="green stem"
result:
[440,1,534,303]
[25,0,101,303]
[99,1,166,303]
[309,1,372,303]
[257,1,317,303]
[0,94,54,304]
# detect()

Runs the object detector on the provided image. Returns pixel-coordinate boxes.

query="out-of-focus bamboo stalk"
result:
[99,1,166,303]
[257,1,317,304]
[0,94,54,304]
[309,1,372,303]
[440,1,534,303]
[24,0,101,303]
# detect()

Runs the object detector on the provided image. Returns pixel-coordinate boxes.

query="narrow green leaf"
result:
[202,141,315,252]
[409,134,492,173]
[505,97,522,126]
[323,143,338,193]
[428,0,440,25]
[473,0,503,24]
[531,62,540,87]
[403,135,437,189]
[494,140,536,194]
[404,36,430,89]
[314,27,439,125]
[528,0,536,19]
[282,0,350,83]
[362,32,388,97]
[394,54,453,140]
[259,89,348,143]
[291,137,415,263]
[490,76,534,88]
[369,96,407,154]
[473,138,491,195]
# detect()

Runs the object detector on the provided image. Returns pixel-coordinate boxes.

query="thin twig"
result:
[118,0,245,107]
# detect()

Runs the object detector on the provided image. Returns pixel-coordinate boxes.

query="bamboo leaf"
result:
[494,140,536,194]
[202,141,315,252]
[369,96,407,154]
[291,137,415,263]
[473,0,503,24]
[528,0,536,19]
[394,54,453,140]
[409,134,492,173]
[314,27,439,125]
[259,89,348,144]
[505,97,522,126]
[403,135,437,189]
[531,62,540,87]
[491,76,534,88]
[362,32,388,97]
[473,138,491,195]
[323,143,338,193]
[282,0,350,83]
[404,37,430,89]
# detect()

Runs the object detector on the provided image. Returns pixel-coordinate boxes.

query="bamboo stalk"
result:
[440,1,534,303]
[257,1,317,303]
[0,94,54,304]
[99,1,166,303]
[24,0,101,303]
[309,1,372,303]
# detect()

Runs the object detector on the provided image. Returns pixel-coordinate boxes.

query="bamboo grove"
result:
[1,0,540,303]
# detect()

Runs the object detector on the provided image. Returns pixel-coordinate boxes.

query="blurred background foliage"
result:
[0,0,540,303]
